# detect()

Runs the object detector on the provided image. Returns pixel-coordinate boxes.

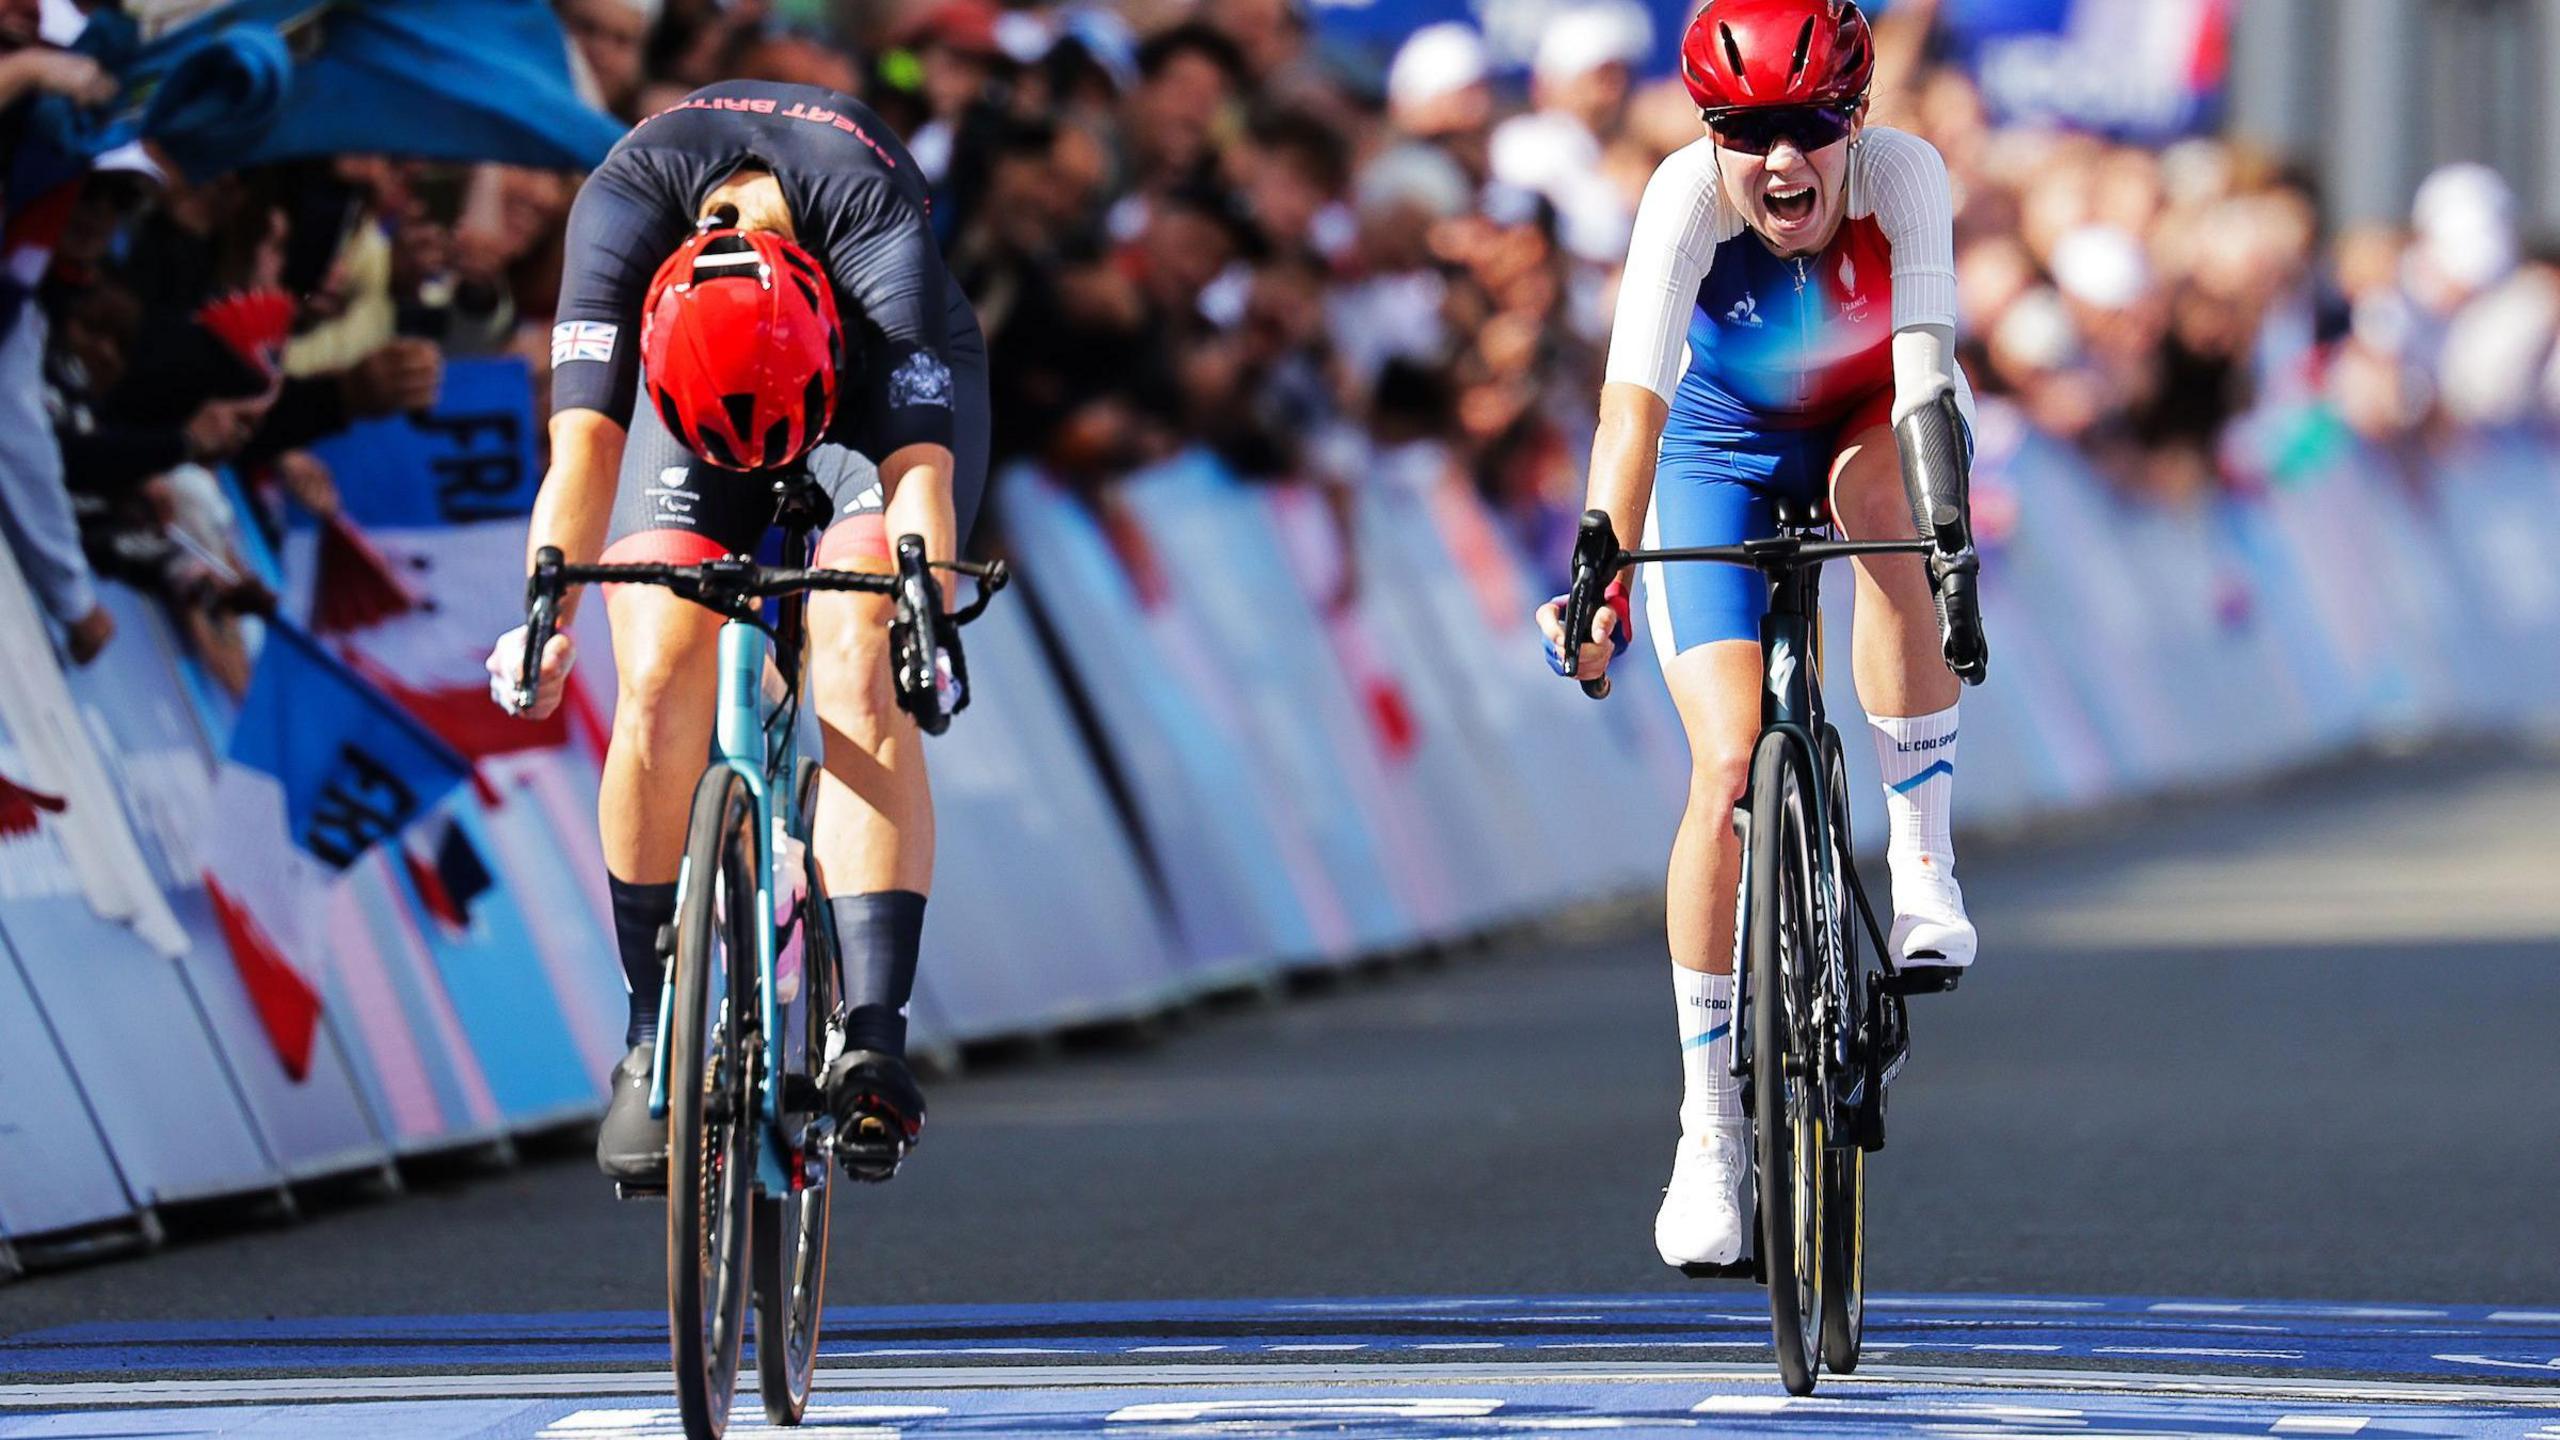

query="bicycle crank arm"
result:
[1880,967,1962,997]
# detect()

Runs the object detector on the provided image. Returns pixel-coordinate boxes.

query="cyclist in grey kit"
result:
[487,80,989,1188]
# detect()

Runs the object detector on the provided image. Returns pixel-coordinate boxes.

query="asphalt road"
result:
[4,746,2557,1342]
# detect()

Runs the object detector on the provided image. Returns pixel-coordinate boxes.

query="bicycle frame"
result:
[516,503,1007,1203]
[1560,509,1938,1101]
[645,594,813,1200]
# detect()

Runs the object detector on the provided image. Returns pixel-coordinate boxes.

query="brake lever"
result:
[890,536,953,735]
[946,558,1008,627]
[516,546,565,714]
[1556,510,1621,700]
[1922,505,1988,685]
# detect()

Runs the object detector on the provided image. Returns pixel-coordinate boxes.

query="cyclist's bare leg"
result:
[601,583,726,884]
[1830,423,1973,969]
[1655,637,1763,1263]
[804,583,933,896]
[806,548,934,1172]
[1828,424,1957,718]
[1661,639,1767,977]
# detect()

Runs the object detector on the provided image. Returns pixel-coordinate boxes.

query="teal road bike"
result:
[516,480,1006,1439]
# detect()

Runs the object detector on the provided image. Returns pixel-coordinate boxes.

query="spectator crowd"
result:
[0,0,2547,678]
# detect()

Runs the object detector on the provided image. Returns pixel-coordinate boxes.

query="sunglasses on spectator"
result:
[1703,104,1860,156]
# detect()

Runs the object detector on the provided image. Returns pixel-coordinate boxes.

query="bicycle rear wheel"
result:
[669,767,761,1440]
[1746,734,1824,1397]
[1817,736,1866,1376]
[757,758,834,1425]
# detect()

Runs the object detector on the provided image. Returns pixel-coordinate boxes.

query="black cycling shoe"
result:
[596,1044,669,1190]
[822,1049,925,1183]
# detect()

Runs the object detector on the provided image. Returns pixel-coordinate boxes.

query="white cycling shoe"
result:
[1887,850,1975,971]
[1654,1119,1753,1268]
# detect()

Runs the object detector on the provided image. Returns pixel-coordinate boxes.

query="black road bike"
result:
[517,477,1005,1439]
[1557,502,1958,1396]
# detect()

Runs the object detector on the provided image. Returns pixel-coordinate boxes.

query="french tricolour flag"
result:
[203,620,471,1080]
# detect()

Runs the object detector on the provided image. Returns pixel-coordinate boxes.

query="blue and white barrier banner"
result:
[6,376,2559,1250]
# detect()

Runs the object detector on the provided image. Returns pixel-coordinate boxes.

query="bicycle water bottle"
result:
[773,816,808,1003]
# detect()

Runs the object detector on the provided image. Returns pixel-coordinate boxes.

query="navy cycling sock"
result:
[609,876,679,1049]
[829,891,925,1058]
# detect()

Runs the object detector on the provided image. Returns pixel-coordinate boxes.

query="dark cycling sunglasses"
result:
[1703,103,1860,156]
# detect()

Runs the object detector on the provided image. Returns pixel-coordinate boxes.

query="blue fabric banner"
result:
[229,621,471,870]
[157,0,624,172]
[311,358,544,528]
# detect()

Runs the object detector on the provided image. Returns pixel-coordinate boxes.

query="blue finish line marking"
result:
[5,1296,2557,1438]
[8,1294,2556,1382]
[5,1367,2560,1440]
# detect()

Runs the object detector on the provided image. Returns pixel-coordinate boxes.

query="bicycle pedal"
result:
[833,1113,912,1184]
[1678,1259,1757,1281]
[613,1180,668,1201]
[1882,966,1962,997]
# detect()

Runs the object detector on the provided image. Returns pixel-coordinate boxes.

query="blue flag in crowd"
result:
[110,0,622,174]
[312,358,545,528]
[228,619,471,870]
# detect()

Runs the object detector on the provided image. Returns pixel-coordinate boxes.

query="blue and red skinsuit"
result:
[1650,216,1904,652]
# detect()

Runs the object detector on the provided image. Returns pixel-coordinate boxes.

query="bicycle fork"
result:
[645,621,803,1199]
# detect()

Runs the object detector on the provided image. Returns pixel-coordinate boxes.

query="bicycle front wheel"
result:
[1817,735,1865,1376]
[756,758,833,1426]
[669,767,761,1440]
[1746,734,1824,1397]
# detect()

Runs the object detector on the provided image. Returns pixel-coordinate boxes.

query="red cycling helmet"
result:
[640,227,842,472]
[1680,0,1875,114]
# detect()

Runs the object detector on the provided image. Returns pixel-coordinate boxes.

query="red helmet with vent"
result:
[639,228,842,472]
[1680,0,1874,114]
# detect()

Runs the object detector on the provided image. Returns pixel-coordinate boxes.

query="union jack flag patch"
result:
[550,321,618,366]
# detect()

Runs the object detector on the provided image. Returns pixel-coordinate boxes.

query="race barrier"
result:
[3,374,2556,1266]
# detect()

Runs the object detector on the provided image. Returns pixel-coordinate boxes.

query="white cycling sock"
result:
[1870,705,1974,965]
[1674,965,1741,1133]
[1870,705,1958,870]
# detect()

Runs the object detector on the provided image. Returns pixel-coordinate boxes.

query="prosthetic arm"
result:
[1891,329,1988,685]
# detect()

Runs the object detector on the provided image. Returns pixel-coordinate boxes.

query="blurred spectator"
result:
[899,0,1008,185]
[1489,2,1647,263]
[12,0,2551,699]
[1385,22,1492,184]
[560,0,659,120]
[1122,23,1246,200]
[0,5,122,662]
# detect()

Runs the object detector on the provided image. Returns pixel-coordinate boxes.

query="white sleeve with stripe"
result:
[1850,127,1975,424]
[1603,137,1739,403]
[1850,127,1959,333]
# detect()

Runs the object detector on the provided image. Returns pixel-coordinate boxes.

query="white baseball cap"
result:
[1387,22,1489,114]
[2050,224,2152,311]
[1533,2,1651,88]
[2413,162,2518,290]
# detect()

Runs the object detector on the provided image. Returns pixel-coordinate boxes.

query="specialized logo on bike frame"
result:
[888,352,954,409]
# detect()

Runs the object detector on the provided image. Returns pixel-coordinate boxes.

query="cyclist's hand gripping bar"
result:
[888,536,1012,737]
[1555,509,1625,701]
